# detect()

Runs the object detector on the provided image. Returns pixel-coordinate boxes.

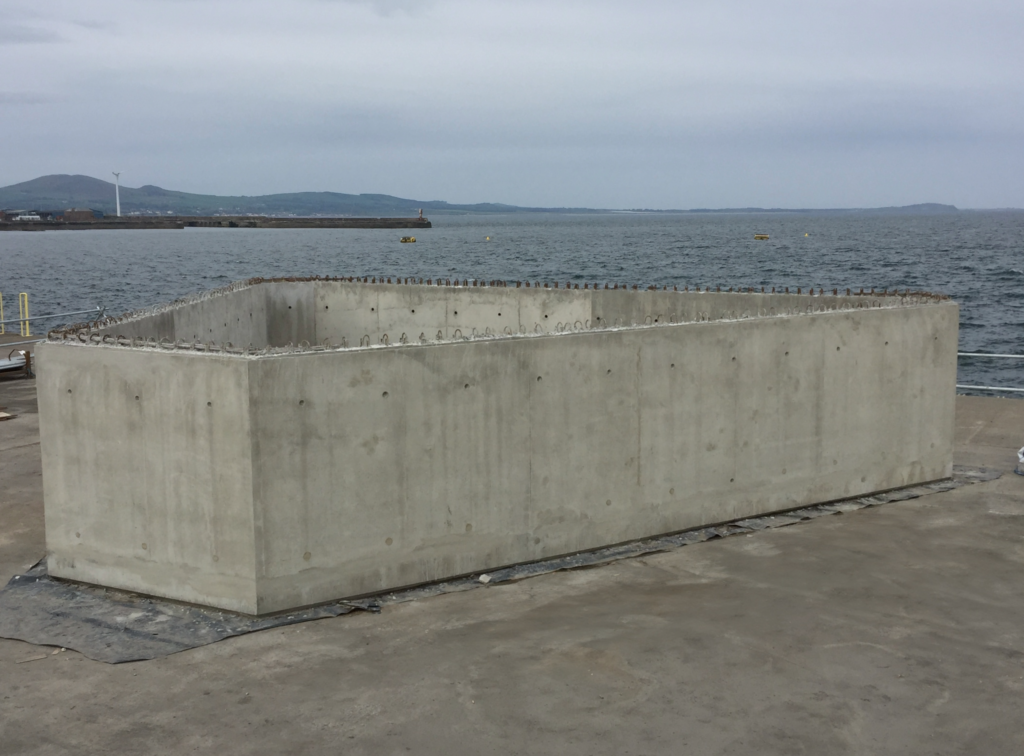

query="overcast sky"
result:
[3,0,1023,208]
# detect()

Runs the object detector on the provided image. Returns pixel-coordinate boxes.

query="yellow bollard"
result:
[19,292,29,337]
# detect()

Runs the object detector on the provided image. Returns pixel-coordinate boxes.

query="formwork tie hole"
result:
[207,402,212,407]
[299,400,305,406]
[382,391,389,398]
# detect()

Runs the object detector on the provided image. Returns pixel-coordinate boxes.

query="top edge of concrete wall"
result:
[44,295,958,362]
[48,276,953,338]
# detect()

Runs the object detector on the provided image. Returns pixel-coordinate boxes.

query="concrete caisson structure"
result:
[36,278,959,615]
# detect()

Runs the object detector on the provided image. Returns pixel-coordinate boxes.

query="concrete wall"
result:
[42,281,958,614]
[309,281,896,347]
[37,346,258,613]
[93,279,903,350]
[248,302,957,613]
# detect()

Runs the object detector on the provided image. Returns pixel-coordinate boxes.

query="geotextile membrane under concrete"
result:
[0,465,1000,664]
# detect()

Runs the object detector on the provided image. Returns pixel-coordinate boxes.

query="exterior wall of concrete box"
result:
[36,279,958,614]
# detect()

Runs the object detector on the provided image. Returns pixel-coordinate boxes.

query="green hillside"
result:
[0,174,966,216]
[0,175,591,217]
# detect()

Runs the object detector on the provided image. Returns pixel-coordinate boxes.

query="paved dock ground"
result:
[1,377,1022,755]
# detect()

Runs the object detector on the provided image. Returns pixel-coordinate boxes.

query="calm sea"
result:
[2,211,1022,392]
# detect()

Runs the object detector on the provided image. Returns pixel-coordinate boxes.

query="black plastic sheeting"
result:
[0,465,1000,664]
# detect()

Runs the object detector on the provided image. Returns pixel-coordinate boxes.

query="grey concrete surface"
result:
[1,377,1023,754]
[38,282,958,613]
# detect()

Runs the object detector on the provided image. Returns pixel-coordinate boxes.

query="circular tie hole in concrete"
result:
[382,391,389,398]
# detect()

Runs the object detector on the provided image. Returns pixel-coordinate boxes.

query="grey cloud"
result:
[1,0,1023,207]
[0,92,52,104]
[0,24,61,44]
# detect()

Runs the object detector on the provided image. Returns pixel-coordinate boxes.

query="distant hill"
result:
[0,174,967,216]
[0,175,595,217]
[667,203,960,214]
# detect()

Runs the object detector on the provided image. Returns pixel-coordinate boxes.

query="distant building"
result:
[1,209,60,221]
[63,208,100,221]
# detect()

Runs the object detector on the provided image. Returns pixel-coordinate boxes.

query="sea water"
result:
[2,211,1022,391]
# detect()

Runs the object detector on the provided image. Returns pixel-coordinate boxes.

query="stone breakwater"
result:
[0,216,431,231]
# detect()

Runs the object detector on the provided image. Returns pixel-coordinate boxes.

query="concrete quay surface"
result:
[1,376,1023,755]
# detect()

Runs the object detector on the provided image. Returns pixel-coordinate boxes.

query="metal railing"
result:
[957,352,1024,393]
[0,306,105,330]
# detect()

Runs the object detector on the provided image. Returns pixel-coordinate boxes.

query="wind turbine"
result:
[112,172,121,217]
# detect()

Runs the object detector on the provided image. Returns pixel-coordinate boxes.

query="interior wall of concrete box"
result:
[93,281,911,349]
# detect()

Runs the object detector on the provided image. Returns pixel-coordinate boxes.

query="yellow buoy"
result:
[485,236,491,241]
[754,234,769,240]
[400,236,416,243]
[805,233,809,237]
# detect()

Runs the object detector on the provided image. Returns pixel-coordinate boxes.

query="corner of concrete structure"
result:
[246,357,269,615]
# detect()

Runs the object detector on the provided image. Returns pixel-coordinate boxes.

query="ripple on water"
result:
[2,211,1023,387]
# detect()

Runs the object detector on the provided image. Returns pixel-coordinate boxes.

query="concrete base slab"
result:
[0,466,999,663]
